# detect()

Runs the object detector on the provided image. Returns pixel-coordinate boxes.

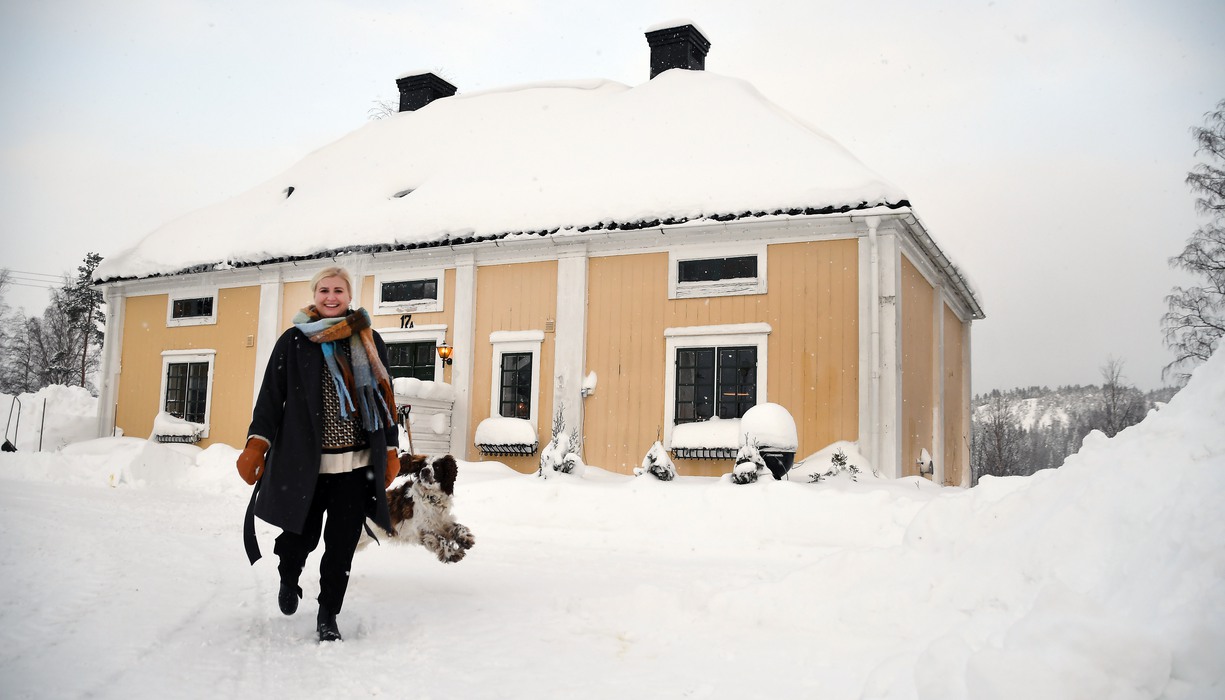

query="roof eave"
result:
[94,199,912,286]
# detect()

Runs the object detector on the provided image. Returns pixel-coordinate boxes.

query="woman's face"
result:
[314,276,352,318]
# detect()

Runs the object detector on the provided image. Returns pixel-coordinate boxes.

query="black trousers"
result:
[274,467,374,614]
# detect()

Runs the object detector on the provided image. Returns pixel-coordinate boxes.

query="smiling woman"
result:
[237,264,401,642]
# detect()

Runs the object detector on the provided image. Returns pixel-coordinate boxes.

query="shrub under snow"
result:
[634,441,676,481]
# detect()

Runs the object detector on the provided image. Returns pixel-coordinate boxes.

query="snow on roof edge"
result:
[92,200,912,285]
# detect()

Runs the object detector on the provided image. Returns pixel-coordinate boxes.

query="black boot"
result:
[278,582,302,616]
[317,605,342,642]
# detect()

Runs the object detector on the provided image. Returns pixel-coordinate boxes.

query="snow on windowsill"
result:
[474,416,537,447]
[151,411,202,439]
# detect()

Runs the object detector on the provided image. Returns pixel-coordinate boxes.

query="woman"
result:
[236,266,400,642]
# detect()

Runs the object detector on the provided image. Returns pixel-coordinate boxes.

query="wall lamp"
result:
[437,342,454,366]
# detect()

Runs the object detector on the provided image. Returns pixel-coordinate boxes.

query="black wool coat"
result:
[242,326,397,564]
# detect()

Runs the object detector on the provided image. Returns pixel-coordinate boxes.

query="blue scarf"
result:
[293,306,395,432]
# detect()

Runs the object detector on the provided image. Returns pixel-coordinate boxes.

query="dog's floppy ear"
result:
[433,455,459,495]
[398,454,429,478]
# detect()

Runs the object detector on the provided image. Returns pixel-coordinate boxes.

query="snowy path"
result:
[0,463,944,700]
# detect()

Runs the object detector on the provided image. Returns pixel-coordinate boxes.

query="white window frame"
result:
[668,243,767,299]
[158,349,216,438]
[374,269,445,315]
[376,324,448,381]
[489,330,544,431]
[663,323,770,449]
[166,288,218,327]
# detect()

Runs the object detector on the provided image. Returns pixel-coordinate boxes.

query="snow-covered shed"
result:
[93,22,982,483]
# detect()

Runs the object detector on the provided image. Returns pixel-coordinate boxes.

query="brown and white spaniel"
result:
[361,453,475,563]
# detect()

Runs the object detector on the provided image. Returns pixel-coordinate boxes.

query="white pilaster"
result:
[252,271,284,409]
[95,286,126,438]
[877,229,901,478]
[554,246,589,453]
[450,254,477,458]
[857,232,875,470]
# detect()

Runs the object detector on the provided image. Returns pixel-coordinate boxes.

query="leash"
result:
[398,404,415,455]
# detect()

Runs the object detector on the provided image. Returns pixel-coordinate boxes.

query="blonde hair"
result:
[310,266,354,294]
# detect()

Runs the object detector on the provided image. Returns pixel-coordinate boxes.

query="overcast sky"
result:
[2,0,1222,392]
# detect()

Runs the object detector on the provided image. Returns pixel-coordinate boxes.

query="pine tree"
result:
[1164,99,1225,381]
[62,253,105,389]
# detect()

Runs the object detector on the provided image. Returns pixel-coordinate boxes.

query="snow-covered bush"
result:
[634,441,676,481]
[792,441,881,483]
[561,452,585,475]
[811,448,862,483]
[730,443,766,485]
[539,406,583,478]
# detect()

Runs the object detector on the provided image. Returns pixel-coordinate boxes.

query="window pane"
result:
[499,352,532,419]
[723,256,757,279]
[172,297,213,319]
[716,347,756,419]
[165,361,208,423]
[387,341,436,381]
[382,279,438,303]
[678,256,757,283]
[675,347,714,424]
[185,362,208,423]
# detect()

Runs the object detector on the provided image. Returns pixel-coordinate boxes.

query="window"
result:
[663,323,770,449]
[383,279,437,304]
[165,362,209,423]
[677,256,757,284]
[499,353,533,419]
[387,341,437,381]
[374,270,444,315]
[377,326,447,383]
[675,346,757,423]
[159,350,215,436]
[488,330,544,429]
[172,297,213,320]
[669,244,766,299]
[166,289,218,327]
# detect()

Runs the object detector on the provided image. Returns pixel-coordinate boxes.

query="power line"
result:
[4,269,65,280]
[7,281,62,290]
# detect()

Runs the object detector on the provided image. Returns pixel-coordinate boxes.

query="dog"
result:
[360,453,475,563]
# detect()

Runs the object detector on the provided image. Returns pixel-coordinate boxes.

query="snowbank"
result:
[0,385,98,452]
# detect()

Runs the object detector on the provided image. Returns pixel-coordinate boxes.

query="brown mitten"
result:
[236,437,269,485]
[384,449,400,489]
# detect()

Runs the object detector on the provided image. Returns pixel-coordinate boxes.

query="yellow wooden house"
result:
[93,24,983,484]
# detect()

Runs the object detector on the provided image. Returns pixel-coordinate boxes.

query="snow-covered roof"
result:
[96,69,910,283]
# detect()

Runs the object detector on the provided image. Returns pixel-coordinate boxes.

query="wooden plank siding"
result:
[469,260,558,471]
[115,286,261,447]
[584,252,671,474]
[584,239,860,477]
[943,303,967,486]
[900,255,935,478]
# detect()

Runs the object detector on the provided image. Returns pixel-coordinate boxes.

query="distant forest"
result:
[970,368,1178,484]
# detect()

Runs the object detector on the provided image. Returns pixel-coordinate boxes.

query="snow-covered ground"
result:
[2,351,1224,699]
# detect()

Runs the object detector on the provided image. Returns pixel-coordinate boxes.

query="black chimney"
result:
[396,72,457,112]
[644,23,711,79]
